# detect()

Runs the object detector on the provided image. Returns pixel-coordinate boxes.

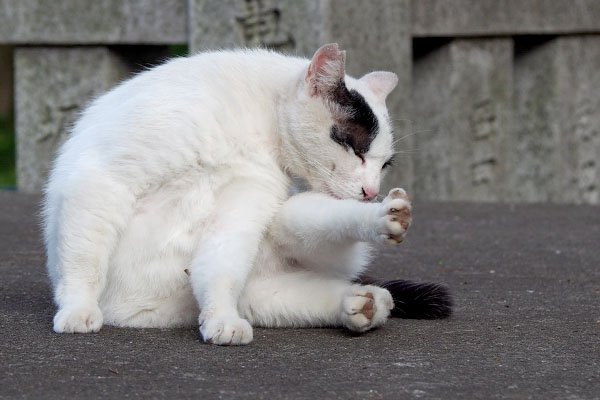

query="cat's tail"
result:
[355,275,453,319]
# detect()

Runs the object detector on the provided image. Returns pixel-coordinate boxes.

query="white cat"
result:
[44,44,450,345]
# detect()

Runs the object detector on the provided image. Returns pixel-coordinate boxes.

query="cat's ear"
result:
[305,43,346,97]
[359,71,398,103]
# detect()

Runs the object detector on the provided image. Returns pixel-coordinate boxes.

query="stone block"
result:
[15,47,130,193]
[511,36,600,204]
[0,0,186,44]
[412,39,513,202]
[412,0,600,37]
[188,0,320,55]
[188,0,413,191]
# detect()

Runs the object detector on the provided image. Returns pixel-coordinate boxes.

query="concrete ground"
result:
[1,191,599,399]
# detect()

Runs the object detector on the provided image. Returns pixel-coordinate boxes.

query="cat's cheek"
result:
[321,181,342,200]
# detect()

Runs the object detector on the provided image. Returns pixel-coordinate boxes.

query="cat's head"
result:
[282,43,398,201]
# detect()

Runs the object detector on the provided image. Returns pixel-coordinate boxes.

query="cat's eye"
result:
[382,157,394,170]
[332,125,365,164]
[346,145,364,164]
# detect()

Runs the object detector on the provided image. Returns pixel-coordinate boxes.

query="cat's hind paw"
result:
[377,188,412,244]
[200,316,253,345]
[53,305,103,333]
[341,285,394,333]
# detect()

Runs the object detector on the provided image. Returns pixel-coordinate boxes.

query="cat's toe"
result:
[341,285,393,332]
[200,316,253,345]
[53,305,103,333]
[388,187,410,202]
[384,212,406,235]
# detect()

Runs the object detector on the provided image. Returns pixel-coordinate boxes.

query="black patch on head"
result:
[328,80,379,155]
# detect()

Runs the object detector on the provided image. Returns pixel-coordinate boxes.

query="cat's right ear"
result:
[305,43,346,97]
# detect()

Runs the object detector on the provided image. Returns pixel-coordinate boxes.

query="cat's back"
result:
[68,49,304,147]
[53,49,305,184]
[87,49,305,119]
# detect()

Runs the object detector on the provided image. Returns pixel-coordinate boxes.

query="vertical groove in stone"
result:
[557,36,600,204]
[412,39,513,202]
[511,37,561,202]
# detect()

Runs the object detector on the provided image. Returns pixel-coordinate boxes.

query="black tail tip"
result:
[379,280,453,319]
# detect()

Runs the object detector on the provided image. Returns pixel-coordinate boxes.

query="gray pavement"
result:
[1,191,599,399]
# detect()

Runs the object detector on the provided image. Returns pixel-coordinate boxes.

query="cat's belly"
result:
[99,175,217,327]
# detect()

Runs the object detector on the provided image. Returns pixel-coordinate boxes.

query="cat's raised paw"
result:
[53,305,103,333]
[341,285,394,333]
[200,316,253,345]
[378,188,412,244]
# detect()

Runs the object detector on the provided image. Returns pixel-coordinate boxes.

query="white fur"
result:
[44,45,405,345]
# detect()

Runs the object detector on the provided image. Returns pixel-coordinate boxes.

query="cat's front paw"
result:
[53,304,103,333]
[199,316,253,345]
[341,285,394,333]
[377,188,412,244]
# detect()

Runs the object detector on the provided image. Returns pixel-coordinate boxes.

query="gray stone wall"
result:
[0,0,187,44]
[1,0,600,203]
[412,0,600,36]
[15,48,130,192]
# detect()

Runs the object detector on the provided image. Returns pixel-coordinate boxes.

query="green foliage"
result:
[0,114,15,189]
[169,45,189,57]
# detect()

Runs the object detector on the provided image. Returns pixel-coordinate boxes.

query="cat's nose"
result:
[362,187,378,201]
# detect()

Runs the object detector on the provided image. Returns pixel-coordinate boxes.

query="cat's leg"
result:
[190,178,283,346]
[239,269,394,332]
[45,173,134,333]
[269,188,411,276]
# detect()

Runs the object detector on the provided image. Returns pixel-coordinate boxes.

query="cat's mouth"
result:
[321,182,365,201]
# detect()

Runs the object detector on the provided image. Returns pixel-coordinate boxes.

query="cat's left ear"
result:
[359,71,398,103]
[305,43,346,97]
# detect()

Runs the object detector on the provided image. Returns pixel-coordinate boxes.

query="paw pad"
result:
[361,293,375,319]
[379,188,412,244]
[341,286,393,333]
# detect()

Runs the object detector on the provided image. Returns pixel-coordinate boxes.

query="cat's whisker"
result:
[391,130,429,147]
[289,147,337,181]
[299,158,347,194]
[391,148,423,156]
[289,148,330,178]
[287,148,349,195]
[389,153,419,159]
[391,118,414,124]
